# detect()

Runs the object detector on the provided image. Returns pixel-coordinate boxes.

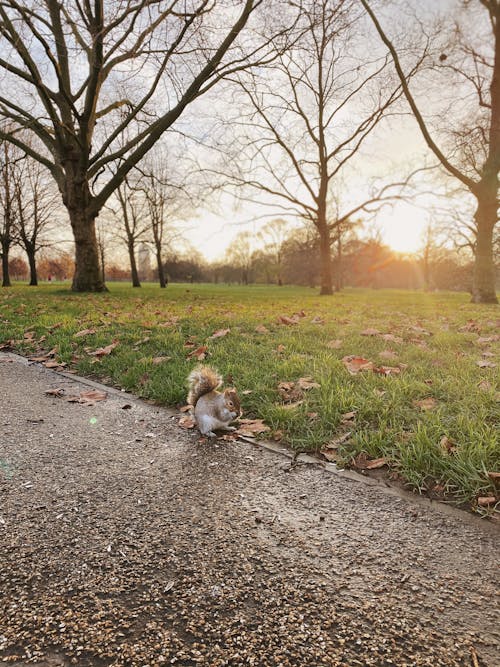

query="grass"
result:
[1,282,499,514]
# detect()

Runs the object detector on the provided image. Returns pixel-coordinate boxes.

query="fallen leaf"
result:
[78,389,107,404]
[478,380,492,391]
[458,320,481,333]
[277,381,303,403]
[413,397,437,411]
[277,315,299,326]
[276,344,286,353]
[440,436,457,454]
[373,388,386,397]
[374,365,401,376]
[44,360,67,369]
[241,389,253,395]
[341,411,356,423]
[381,333,403,344]
[477,496,497,507]
[281,400,305,410]
[487,472,500,484]
[361,328,380,336]
[236,418,270,436]
[307,412,318,419]
[353,453,388,470]
[89,341,118,357]
[323,431,352,450]
[152,356,171,365]
[326,339,343,349]
[29,354,51,362]
[187,345,208,361]
[210,328,230,339]
[255,324,270,334]
[44,388,65,397]
[74,328,96,338]
[476,335,499,345]
[476,359,496,368]
[311,316,325,324]
[342,355,374,375]
[297,376,320,390]
[178,415,195,429]
[321,449,340,462]
[409,325,432,336]
[379,350,398,360]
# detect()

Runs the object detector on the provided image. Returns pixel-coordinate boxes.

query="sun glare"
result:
[378,203,428,254]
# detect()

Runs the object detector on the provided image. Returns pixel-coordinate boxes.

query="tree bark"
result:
[69,207,105,291]
[472,182,498,303]
[319,230,333,295]
[155,243,167,288]
[128,240,141,288]
[27,247,38,286]
[1,241,11,287]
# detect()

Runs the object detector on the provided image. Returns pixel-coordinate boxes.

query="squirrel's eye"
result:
[228,401,233,407]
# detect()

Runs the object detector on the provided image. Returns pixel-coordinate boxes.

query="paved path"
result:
[0,353,498,666]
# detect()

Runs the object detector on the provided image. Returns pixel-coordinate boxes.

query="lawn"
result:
[1,282,498,514]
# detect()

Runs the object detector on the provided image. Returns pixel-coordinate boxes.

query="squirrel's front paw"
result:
[224,426,237,432]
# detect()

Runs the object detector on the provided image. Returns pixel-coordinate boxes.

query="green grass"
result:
[1,282,499,514]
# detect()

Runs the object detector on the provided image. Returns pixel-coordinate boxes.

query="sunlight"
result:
[377,202,428,254]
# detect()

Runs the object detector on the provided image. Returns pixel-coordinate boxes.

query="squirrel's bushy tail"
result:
[187,365,222,406]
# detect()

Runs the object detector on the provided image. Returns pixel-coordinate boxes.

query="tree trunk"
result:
[70,207,106,291]
[471,185,498,304]
[27,247,38,286]
[318,230,333,295]
[1,241,11,287]
[155,243,167,288]
[128,240,141,288]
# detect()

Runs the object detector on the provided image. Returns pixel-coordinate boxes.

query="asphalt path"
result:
[0,353,498,666]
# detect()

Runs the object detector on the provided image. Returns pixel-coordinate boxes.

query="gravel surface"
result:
[0,353,498,667]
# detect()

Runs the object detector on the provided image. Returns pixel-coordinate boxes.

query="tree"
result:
[361,0,499,303]
[257,218,288,285]
[225,231,255,284]
[15,156,61,286]
[221,0,407,294]
[0,0,273,291]
[0,138,22,287]
[112,178,149,288]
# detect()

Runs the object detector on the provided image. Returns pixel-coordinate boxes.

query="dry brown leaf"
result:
[297,376,320,390]
[74,328,96,338]
[321,449,340,462]
[323,431,352,450]
[476,359,496,368]
[277,315,299,326]
[187,345,208,361]
[477,496,497,507]
[326,339,343,349]
[341,411,356,423]
[381,333,403,344]
[409,325,432,336]
[353,453,388,470]
[236,418,270,436]
[281,400,305,410]
[210,328,230,339]
[413,397,437,411]
[152,356,171,365]
[178,415,195,429]
[255,324,270,334]
[276,344,286,353]
[375,365,401,376]
[277,381,304,403]
[342,355,374,375]
[44,387,65,397]
[307,412,318,419]
[311,316,325,324]
[487,472,500,484]
[241,389,253,395]
[44,360,67,369]
[29,354,51,362]
[89,341,118,357]
[379,350,398,360]
[476,335,499,345]
[478,380,492,391]
[458,320,481,333]
[361,328,380,336]
[440,436,457,455]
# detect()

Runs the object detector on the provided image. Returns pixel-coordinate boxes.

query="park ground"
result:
[0,354,499,666]
[0,283,498,514]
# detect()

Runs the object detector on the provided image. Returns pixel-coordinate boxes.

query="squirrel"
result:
[187,365,241,437]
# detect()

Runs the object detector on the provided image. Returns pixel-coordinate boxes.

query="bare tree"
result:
[0,0,282,291]
[218,0,411,294]
[225,231,255,284]
[0,138,22,286]
[111,178,150,287]
[15,157,61,286]
[361,0,499,303]
[257,218,289,285]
